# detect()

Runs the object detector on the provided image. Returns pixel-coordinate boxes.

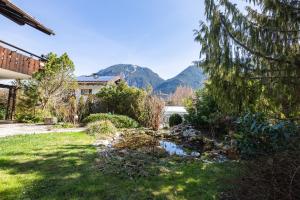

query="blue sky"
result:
[1,0,205,79]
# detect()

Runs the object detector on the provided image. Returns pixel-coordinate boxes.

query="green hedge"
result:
[0,107,5,120]
[15,113,42,123]
[169,114,183,127]
[83,113,139,128]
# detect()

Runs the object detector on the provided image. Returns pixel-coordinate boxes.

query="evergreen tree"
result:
[16,52,76,120]
[34,52,76,111]
[17,80,40,115]
[195,0,300,118]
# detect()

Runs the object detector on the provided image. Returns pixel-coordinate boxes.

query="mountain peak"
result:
[154,65,205,94]
[97,64,164,89]
[95,64,205,94]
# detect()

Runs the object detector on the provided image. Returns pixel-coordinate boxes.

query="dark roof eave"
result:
[0,0,54,35]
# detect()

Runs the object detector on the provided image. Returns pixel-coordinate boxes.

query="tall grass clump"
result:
[86,120,117,138]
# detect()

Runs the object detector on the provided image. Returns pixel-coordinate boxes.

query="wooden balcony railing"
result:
[0,45,42,76]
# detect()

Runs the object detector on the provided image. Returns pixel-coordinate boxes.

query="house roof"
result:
[164,106,188,115]
[77,75,121,83]
[0,0,54,35]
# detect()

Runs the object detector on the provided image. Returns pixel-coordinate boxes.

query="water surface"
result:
[159,140,201,157]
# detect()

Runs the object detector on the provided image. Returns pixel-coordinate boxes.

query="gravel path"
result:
[0,123,86,138]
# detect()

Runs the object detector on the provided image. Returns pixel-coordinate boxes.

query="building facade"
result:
[0,0,53,120]
[75,74,121,99]
[162,106,188,127]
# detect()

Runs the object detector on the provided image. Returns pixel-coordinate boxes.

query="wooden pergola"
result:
[0,0,54,120]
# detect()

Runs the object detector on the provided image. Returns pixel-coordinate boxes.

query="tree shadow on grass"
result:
[0,144,105,199]
[134,161,239,200]
[0,144,239,200]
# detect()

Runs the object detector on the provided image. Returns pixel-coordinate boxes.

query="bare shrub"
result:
[0,89,7,104]
[53,96,77,123]
[168,86,194,106]
[141,95,165,131]
[77,96,88,121]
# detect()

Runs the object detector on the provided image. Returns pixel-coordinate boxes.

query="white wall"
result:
[75,84,105,100]
[162,106,188,127]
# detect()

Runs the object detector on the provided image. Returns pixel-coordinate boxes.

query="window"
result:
[81,89,92,95]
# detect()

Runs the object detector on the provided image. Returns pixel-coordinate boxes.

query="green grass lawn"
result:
[0,132,240,200]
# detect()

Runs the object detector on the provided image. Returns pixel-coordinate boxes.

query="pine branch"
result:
[220,15,292,65]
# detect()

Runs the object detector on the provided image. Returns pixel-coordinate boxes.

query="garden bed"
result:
[92,126,234,179]
[0,131,241,199]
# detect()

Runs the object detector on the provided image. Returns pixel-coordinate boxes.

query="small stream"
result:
[159,140,201,157]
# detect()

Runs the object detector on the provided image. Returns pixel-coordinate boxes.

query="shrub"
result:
[86,120,117,137]
[96,82,168,130]
[0,106,5,120]
[184,88,232,138]
[77,96,90,121]
[235,113,299,158]
[140,95,165,131]
[224,149,300,200]
[169,114,183,127]
[52,122,75,129]
[96,81,146,122]
[0,91,6,120]
[185,89,222,129]
[83,113,139,128]
[15,113,42,123]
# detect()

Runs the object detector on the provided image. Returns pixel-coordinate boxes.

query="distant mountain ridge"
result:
[154,65,205,94]
[97,64,164,89]
[95,64,205,94]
